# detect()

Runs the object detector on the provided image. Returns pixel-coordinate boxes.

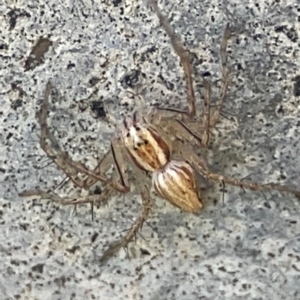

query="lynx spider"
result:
[21,0,300,261]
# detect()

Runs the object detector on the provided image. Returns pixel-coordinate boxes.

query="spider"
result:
[20,0,300,262]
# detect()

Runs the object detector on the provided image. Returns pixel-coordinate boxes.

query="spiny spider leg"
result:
[53,137,132,206]
[64,137,131,195]
[149,0,196,118]
[55,151,111,194]
[20,139,131,208]
[20,82,130,205]
[149,0,231,147]
[199,76,212,146]
[37,81,108,187]
[20,186,114,206]
[100,185,152,263]
[181,144,300,198]
[191,25,231,145]
[206,172,300,197]
[148,0,208,148]
[209,24,232,129]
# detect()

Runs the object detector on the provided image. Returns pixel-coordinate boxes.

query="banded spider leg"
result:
[149,0,231,146]
[19,82,125,205]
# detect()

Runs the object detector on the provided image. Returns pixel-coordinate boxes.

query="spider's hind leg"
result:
[100,185,153,262]
[181,144,300,199]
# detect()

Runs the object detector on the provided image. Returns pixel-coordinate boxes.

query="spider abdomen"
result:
[152,160,202,212]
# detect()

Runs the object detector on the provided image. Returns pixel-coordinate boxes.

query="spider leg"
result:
[198,25,231,145]
[205,172,300,197]
[181,144,300,198]
[209,25,232,128]
[37,81,108,188]
[149,1,231,146]
[54,149,116,196]
[19,185,114,206]
[20,139,132,208]
[100,185,152,262]
[19,150,116,206]
[20,82,131,206]
[80,141,130,195]
[197,75,212,146]
[62,138,131,206]
[149,0,196,118]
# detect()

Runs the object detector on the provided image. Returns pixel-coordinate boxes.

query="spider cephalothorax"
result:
[20,0,300,262]
[120,110,170,172]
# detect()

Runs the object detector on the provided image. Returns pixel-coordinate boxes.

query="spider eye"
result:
[126,132,130,138]
[135,126,141,131]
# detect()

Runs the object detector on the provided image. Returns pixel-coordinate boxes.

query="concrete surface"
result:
[1,0,300,299]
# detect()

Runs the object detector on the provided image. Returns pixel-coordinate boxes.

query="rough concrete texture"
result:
[1,0,300,299]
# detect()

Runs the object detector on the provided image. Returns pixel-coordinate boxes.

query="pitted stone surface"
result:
[1,0,300,299]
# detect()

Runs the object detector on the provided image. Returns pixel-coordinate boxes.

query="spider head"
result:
[118,111,170,172]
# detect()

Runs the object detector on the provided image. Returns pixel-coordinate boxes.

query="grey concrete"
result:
[1,0,300,299]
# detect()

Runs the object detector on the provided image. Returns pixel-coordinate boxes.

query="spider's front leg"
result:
[37,81,108,187]
[19,82,126,206]
[147,0,205,148]
[148,0,196,118]
[210,25,232,129]
[199,24,232,146]
[185,23,232,146]
[149,0,196,118]
[149,0,231,146]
